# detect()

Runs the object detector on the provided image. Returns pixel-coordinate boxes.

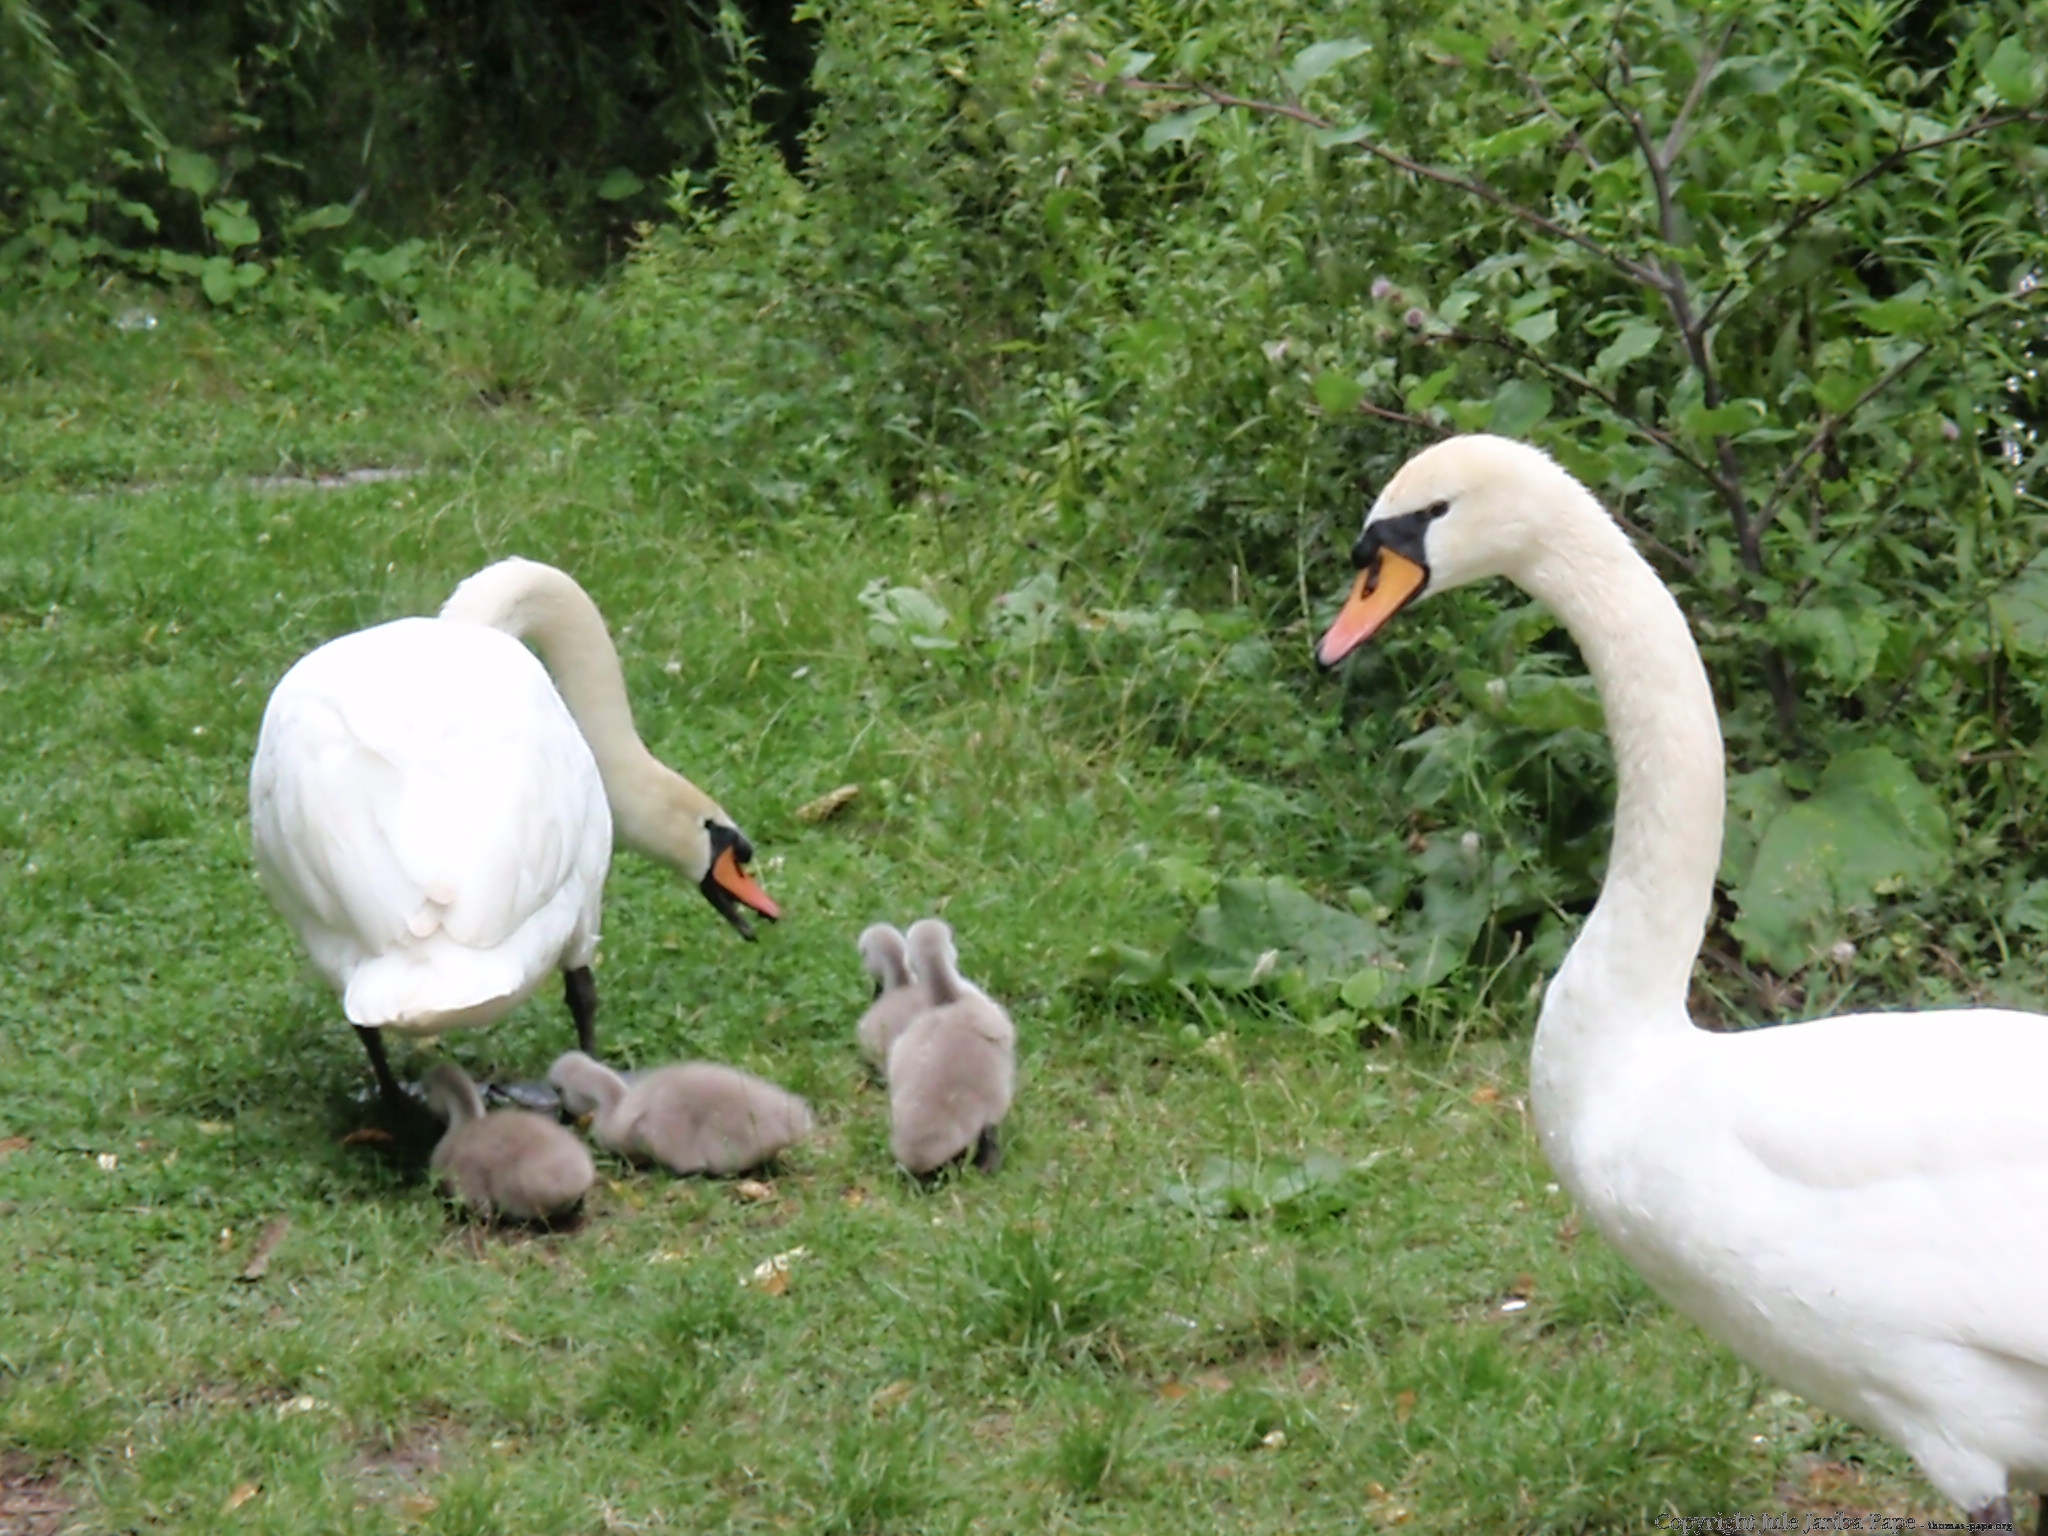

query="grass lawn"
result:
[0,295,1949,1533]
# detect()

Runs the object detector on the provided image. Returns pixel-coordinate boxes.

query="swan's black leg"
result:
[2034,1490,2044,1536]
[354,1024,410,1111]
[565,966,598,1055]
[1968,1494,2013,1528]
[973,1125,1003,1173]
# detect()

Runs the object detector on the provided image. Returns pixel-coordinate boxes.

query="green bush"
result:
[602,0,2046,1021]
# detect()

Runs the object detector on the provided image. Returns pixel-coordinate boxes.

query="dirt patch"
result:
[0,1453,75,1536]
[352,1420,457,1504]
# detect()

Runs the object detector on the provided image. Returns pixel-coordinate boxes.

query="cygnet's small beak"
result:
[1315,549,1428,669]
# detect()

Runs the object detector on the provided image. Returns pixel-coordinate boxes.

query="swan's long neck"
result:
[1520,496,1723,1063]
[441,560,707,859]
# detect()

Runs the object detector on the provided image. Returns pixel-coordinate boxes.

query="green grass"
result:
[0,293,1952,1533]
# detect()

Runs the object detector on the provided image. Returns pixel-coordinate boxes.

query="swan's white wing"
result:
[250,617,610,1030]
[1582,1011,2048,1390]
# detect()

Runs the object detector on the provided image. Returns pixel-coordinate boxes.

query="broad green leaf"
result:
[1985,36,2041,107]
[596,168,645,201]
[1428,28,1491,67]
[1508,309,1557,347]
[1282,38,1369,96]
[1464,119,1559,165]
[200,255,238,305]
[1142,105,1219,151]
[203,201,261,250]
[1593,319,1660,379]
[1311,123,1374,148]
[165,147,219,198]
[2005,879,2048,936]
[1682,401,1760,438]
[1488,377,1552,436]
[1404,364,1457,412]
[1730,747,1951,971]
[342,240,423,287]
[1988,552,2048,657]
[1811,373,1867,414]
[1772,602,1888,688]
[1339,969,1389,1009]
[117,199,160,233]
[1313,372,1366,414]
[286,203,354,236]
[1859,296,1941,336]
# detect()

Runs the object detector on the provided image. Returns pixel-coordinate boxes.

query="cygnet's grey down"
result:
[855,922,934,1077]
[888,918,1016,1175]
[547,1051,814,1176]
[420,1061,595,1222]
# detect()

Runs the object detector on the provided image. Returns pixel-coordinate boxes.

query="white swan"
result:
[1316,434,2048,1527]
[249,558,780,1109]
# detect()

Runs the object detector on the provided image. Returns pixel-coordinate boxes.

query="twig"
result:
[1354,398,1451,436]
[1433,323,1716,491]
[1516,67,1600,170]
[1753,343,1937,534]
[1119,76,1673,292]
[1658,20,1736,166]
[1700,108,2048,332]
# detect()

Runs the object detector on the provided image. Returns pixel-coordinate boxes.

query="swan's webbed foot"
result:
[480,1078,565,1116]
[1966,1494,2013,1528]
[972,1125,1003,1173]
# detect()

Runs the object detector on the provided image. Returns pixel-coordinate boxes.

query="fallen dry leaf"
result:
[840,1186,869,1208]
[237,1218,290,1283]
[222,1481,261,1513]
[868,1380,914,1414]
[0,1136,29,1158]
[1193,1372,1231,1394]
[733,1179,776,1204]
[1259,1429,1287,1450]
[1394,1390,1416,1423]
[793,783,860,823]
[1155,1378,1192,1403]
[744,1246,808,1295]
[1470,1085,1500,1106]
[339,1126,393,1147]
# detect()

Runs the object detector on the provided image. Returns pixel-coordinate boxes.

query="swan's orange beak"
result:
[1315,549,1427,668]
[711,846,781,923]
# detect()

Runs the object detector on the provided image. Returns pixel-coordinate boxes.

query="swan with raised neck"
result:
[1317,433,2048,1525]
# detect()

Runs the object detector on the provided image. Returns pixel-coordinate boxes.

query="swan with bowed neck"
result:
[249,558,779,1109]
[1316,434,2048,1525]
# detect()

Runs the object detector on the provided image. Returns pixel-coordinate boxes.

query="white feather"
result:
[1333,434,2048,1517]
[250,615,610,1035]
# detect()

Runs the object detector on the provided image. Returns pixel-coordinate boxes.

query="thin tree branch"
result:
[1583,46,1764,582]
[1516,68,1599,170]
[1118,76,1674,292]
[1659,20,1736,167]
[1349,398,1451,436]
[1700,108,2048,332]
[1433,323,1716,491]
